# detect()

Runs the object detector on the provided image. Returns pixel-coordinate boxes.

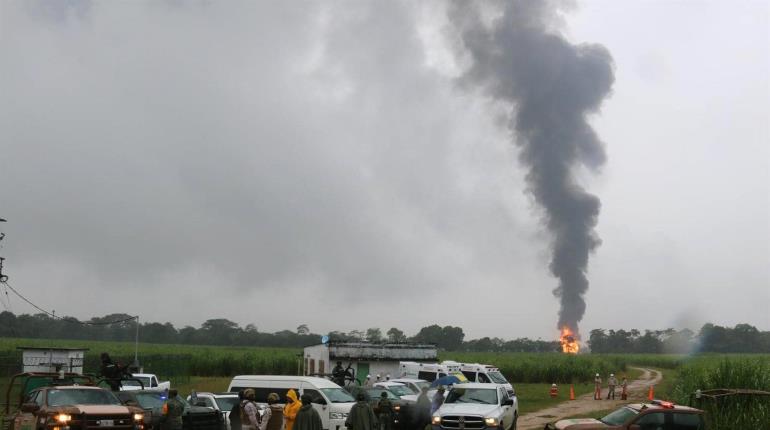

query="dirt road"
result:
[517,367,663,430]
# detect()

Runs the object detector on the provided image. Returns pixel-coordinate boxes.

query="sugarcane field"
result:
[0,1,767,429]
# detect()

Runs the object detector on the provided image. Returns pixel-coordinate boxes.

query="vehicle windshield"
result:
[445,388,497,405]
[48,389,122,406]
[367,389,399,400]
[413,382,430,393]
[487,372,508,384]
[386,385,414,397]
[600,407,639,425]
[122,377,151,387]
[215,397,240,411]
[320,388,355,403]
[134,392,166,409]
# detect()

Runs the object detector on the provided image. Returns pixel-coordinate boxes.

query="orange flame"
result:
[560,327,580,354]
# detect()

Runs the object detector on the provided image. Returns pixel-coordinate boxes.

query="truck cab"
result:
[120,374,170,392]
[431,383,518,430]
[2,373,145,430]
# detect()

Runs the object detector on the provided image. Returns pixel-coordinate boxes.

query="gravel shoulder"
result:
[517,367,663,430]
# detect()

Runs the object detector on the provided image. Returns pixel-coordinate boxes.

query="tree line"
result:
[0,311,767,353]
[587,324,770,353]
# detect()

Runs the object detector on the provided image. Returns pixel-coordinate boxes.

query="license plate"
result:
[99,420,114,426]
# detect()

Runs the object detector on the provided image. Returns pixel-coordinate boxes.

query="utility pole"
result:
[133,315,140,371]
[0,218,7,283]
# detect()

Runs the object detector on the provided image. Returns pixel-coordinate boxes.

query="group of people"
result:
[593,373,628,400]
[346,385,445,430]
[230,388,321,430]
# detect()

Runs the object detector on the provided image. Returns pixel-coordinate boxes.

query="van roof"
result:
[230,375,341,388]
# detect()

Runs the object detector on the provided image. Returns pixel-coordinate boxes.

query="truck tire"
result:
[509,413,517,430]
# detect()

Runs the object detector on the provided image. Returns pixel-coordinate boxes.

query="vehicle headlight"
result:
[134,413,144,422]
[55,414,72,423]
[393,405,401,412]
[431,416,441,425]
[484,417,498,427]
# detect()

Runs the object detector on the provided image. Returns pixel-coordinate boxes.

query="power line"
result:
[0,280,137,326]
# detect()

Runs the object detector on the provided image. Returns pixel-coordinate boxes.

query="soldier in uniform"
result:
[376,392,393,430]
[161,390,184,430]
[100,353,130,392]
[331,361,346,386]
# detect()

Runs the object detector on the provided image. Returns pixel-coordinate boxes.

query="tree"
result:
[366,328,382,343]
[348,330,365,341]
[387,327,406,343]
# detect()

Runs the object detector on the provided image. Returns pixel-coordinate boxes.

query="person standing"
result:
[620,376,628,400]
[161,390,184,430]
[284,389,301,430]
[262,393,283,430]
[332,361,347,386]
[377,392,393,430]
[606,374,618,400]
[241,389,262,430]
[230,391,244,430]
[431,387,445,414]
[294,394,323,430]
[593,374,602,400]
[415,387,431,430]
[345,392,377,430]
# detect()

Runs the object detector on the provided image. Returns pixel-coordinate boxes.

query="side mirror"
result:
[21,403,40,413]
[502,399,513,406]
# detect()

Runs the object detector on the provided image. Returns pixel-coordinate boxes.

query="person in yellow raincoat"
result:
[284,389,301,430]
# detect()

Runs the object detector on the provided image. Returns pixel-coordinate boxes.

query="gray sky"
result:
[1,0,767,341]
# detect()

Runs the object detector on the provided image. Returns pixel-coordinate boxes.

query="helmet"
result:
[610,373,614,377]
[551,383,557,387]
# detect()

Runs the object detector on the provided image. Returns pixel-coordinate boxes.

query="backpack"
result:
[240,400,262,426]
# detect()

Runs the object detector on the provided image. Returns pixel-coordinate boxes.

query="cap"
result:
[596,373,599,377]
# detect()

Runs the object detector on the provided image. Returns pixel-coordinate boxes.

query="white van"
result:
[228,376,356,430]
[398,361,463,383]
[442,361,515,396]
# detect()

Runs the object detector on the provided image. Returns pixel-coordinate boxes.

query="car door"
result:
[498,388,513,428]
[300,385,329,430]
[631,411,667,430]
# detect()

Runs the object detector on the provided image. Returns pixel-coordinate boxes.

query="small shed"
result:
[303,342,436,385]
[18,347,89,374]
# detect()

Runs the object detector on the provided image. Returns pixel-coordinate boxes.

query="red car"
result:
[545,400,705,430]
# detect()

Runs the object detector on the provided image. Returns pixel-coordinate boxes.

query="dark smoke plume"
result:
[451,0,615,337]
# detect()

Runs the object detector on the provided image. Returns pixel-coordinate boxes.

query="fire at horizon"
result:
[560,327,580,354]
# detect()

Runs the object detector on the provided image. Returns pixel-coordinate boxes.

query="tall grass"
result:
[670,356,770,429]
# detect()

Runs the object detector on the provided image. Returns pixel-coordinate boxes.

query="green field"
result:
[2,337,769,429]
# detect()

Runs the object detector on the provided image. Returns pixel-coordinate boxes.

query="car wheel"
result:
[509,413,517,430]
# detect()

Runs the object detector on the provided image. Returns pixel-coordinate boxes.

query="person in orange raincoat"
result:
[284,389,302,430]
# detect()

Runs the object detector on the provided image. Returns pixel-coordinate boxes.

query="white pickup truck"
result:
[432,383,518,430]
[121,373,171,391]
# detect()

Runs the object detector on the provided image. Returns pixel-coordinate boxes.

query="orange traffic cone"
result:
[569,384,575,400]
[647,385,654,401]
